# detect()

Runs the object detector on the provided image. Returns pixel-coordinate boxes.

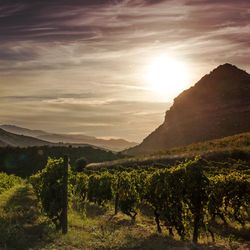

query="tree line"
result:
[0,146,119,177]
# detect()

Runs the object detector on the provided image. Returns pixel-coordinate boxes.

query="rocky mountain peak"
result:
[126,64,250,155]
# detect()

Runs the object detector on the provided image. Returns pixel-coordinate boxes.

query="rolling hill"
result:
[126,63,250,155]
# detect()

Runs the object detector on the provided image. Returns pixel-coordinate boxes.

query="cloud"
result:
[0,0,249,140]
[0,95,170,141]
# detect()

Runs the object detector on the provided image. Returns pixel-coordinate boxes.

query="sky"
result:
[0,0,249,142]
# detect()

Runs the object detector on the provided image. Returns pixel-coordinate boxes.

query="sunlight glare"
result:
[145,55,190,99]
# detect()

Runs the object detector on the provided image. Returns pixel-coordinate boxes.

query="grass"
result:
[0,183,53,249]
[1,183,249,249]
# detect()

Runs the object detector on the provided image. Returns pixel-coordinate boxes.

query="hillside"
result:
[127,64,250,155]
[88,132,250,170]
[0,125,137,151]
[0,128,52,147]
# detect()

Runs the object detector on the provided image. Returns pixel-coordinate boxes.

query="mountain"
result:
[126,63,250,155]
[0,124,48,137]
[0,125,137,151]
[0,128,52,147]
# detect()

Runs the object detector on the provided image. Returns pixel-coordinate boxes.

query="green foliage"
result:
[70,172,89,213]
[116,171,140,221]
[182,158,210,242]
[163,168,187,239]
[0,172,22,194]
[144,158,209,240]
[28,156,250,243]
[87,172,114,206]
[208,172,250,226]
[30,157,67,229]
[72,173,89,202]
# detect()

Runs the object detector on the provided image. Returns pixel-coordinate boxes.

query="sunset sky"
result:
[0,0,249,142]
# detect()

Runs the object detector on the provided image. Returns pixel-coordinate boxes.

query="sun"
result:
[145,55,190,98]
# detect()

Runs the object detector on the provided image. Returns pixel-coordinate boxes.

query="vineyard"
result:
[28,156,250,247]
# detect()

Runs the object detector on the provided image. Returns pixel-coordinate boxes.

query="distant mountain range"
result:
[0,128,53,147]
[0,125,137,151]
[126,63,250,155]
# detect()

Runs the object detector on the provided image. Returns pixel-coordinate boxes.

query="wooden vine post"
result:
[61,155,68,234]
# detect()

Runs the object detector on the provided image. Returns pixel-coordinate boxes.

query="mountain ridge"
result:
[126,63,250,155]
[0,128,53,147]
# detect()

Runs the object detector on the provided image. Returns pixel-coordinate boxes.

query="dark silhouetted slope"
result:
[126,64,250,155]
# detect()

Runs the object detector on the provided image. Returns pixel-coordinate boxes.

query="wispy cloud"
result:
[0,0,249,140]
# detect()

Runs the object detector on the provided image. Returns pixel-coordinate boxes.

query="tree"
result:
[75,157,88,172]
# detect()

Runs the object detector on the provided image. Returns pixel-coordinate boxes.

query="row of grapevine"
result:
[30,157,250,243]
[30,157,69,232]
[72,158,250,243]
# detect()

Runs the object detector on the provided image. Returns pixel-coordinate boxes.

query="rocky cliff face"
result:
[127,64,250,155]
